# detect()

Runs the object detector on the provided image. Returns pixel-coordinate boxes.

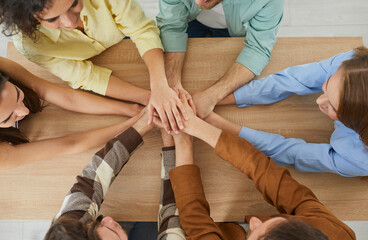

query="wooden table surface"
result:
[1,37,367,221]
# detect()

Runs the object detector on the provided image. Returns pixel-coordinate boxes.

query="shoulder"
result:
[12,29,55,59]
[331,121,368,163]
[329,50,355,67]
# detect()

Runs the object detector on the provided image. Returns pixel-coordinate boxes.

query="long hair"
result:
[337,46,368,146]
[0,0,53,40]
[0,71,42,145]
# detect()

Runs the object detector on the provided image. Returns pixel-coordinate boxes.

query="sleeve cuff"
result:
[161,33,188,52]
[236,46,270,76]
[162,148,176,169]
[169,165,204,197]
[135,35,164,57]
[73,65,112,96]
[234,86,254,107]
[162,146,175,151]
[115,127,143,154]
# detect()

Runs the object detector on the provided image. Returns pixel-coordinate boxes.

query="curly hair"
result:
[0,0,53,40]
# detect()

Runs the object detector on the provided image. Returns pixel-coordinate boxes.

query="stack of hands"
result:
[135,88,221,166]
[146,88,199,134]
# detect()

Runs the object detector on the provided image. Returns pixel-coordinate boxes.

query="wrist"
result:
[185,117,221,148]
[206,86,224,104]
[161,129,175,147]
[132,121,153,137]
[171,81,183,89]
[150,77,169,90]
[175,143,194,166]
[173,136,191,147]
[183,116,202,137]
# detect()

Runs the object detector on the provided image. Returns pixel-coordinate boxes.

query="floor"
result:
[0,0,367,239]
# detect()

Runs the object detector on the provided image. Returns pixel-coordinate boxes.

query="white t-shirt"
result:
[196,3,227,29]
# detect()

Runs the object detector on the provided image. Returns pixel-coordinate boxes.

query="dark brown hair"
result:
[337,46,368,146]
[260,219,328,240]
[0,0,53,40]
[44,216,102,240]
[0,71,42,145]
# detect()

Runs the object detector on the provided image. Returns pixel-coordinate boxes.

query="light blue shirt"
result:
[234,50,368,177]
[156,0,284,76]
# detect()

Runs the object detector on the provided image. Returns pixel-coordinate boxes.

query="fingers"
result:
[187,94,197,115]
[178,90,187,103]
[172,87,180,95]
[147,105,154,125]
[164,105,180,134]
[156,107,171,133]
[172,105,184,130]
[152,116,163,129]
[175,98,188,121]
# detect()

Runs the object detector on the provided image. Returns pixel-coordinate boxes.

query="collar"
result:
[38,0,90,43]
[39,25,61,43]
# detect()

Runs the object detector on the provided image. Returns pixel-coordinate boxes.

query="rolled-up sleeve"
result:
[156,0,190,52]
[31,55,111,95]
[109,0,163,56]
[237,0,284,76]
[13,36,112,95]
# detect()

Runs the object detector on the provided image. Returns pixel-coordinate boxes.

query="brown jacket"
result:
[169,131,356,240]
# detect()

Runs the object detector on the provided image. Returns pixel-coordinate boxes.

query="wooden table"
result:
[1,37,367,222]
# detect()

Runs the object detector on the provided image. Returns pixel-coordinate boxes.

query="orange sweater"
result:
[169,131,355,240]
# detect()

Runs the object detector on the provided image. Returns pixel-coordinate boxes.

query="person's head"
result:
[194,0,224,10]
[44,215,128,240]
[247,217,327,240]
[0,71,42,145]
[316,46,368,146]
[0,0,83,39]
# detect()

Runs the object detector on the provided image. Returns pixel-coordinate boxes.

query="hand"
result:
[175,90,201,136]
[132,108,155,136]
[148,84,188,134]
[173,84,196,114]
[192,90,217,119]
[177,92,222,148]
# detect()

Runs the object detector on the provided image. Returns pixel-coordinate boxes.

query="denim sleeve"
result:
[238,127,367,177]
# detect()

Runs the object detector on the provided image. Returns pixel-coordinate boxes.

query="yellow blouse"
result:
[13,0,163,95]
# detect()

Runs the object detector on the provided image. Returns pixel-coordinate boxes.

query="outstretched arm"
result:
[143,49,188,134]
[55,110,153,221]
[192,0,284,118]
[169,130,225,240]
[226,51,355,107]
[0,111,144,170]
[177,93,355,240]
[0,57,144,117]
[193,63,255,118]
[157,131,185,240]
[205,112,368,177]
